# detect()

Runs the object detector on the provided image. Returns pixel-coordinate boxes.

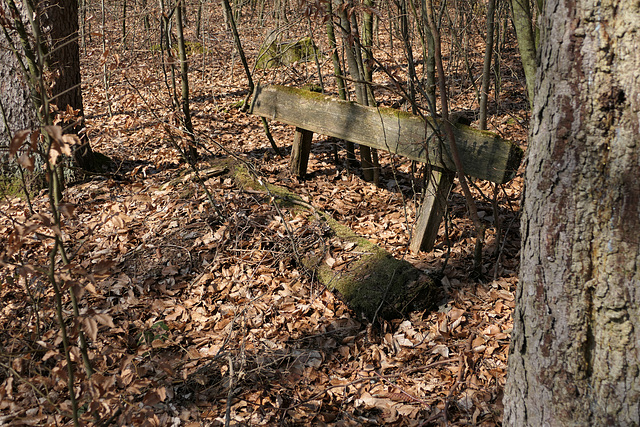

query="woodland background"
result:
[0,0,529,424]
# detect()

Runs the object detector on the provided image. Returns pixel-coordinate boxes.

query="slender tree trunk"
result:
[221,0,252,93]
[478,0,496,129]
[424,0,484,271]
[397,0,417,113]
[122,0,127,48]
[141,0,151,36]
[101,0,113,117]
[406,0,435,110]
[387,0,393,52]
[423,6,435,109]
[79,0,86,51]
[510,0,537,109]
[362,0,374,91]
[361,0,379,182]
[176,0,197,162]
[159,0,179,107]
[504,0,640,423]
[258,0,265,25]
[326,0,346,100]
[326,0,351,164]
[337,0,378,182]
[221,0,280,155]
[196,0,204,39]
[307,18,324,91]
[493,4,504,111]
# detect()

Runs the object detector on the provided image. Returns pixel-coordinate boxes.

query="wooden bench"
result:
[248,85,523,253]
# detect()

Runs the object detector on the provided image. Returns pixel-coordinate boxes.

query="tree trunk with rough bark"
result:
[0,38,36,169]
[1,0,99,177]
[0,1,36,171]
[504,0,640,424]
[43,0,98,171]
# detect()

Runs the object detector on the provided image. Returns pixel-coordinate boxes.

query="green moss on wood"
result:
[250,84,525,183]
[308,213,435,319]
[301,83,322,93]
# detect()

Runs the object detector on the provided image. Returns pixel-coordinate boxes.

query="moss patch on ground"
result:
[0,175,30,200]
[256,37,317,69]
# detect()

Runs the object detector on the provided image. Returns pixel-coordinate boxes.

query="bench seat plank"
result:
[249,84,523,184]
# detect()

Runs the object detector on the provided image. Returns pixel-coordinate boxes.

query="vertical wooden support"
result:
[360,145,375,182]
[410,169,455,253]
[290,127,313,177]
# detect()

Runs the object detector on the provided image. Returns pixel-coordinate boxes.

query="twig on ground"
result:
[443,332,474,426]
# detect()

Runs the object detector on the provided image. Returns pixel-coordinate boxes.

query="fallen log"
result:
[221,158,439,320]
[303,212,438,320]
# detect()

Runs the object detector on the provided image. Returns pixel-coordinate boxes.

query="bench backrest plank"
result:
[249,85,523,184]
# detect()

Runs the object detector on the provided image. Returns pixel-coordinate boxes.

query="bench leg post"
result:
[410,169,455,253]
[290,128,313,177]
[360,145,374,182]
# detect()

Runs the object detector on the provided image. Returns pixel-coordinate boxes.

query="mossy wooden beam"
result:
[220,158,438,320]
[249,84,523,184]
[306,213,437,320]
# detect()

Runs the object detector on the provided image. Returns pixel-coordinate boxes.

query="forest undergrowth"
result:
[1,4,529,425]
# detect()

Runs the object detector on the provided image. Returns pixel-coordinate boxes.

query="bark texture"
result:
[42,0,99,170]
[1,0,97,174]
[43,0,84,117]
[504,0,640,424]
[0,8,36,168]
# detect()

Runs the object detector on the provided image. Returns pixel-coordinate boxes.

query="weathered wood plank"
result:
[409,169,455,253]
[249,84,523,184]
[290,128,313,176]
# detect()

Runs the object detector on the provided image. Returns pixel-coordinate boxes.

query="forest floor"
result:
[1,7,530,426]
